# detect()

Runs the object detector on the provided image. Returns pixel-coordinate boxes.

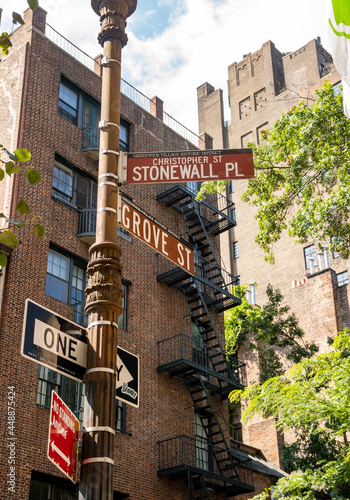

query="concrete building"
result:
[197,39,350,470]
[0,7,284,500]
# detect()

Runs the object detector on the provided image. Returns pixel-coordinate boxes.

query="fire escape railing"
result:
[158,435,254,488]
[157,333,245,391]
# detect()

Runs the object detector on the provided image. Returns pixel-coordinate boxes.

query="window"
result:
[233,424,243,443]
[82,97,101,150]
[59,78,130,152]
[53,159,97,211]
[337,271,349,287]
[118,284,128,330]
[254,88,266,111]
[304,244,317,270]
[195,413,211,471]
[53,162,73,201]
[116,399,127,432]
[241,131,254,147]
[233,241,239,259]
[37,366,126,430]
[58,82,78,125]
[228,180,234,194]
[236,276,241,287]
[239,96,251,119]
[333,81,342,96]
[37,366,84,422]
[29,471,78,500]
[331,236,341,258]
[257,122,268,144]
[45,248,87,327]
[231,208,236,224]
[119,120,130,152]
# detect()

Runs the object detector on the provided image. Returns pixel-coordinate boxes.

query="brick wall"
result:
[0,8,232,500]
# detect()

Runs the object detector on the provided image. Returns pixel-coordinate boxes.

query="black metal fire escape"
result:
[156,185,254,499]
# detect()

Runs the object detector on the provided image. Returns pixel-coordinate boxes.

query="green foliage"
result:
[196,180,230,201]
[225,284,318,382]
[230,329,350,499]
[242,82,350,264]
[0,147,43,266]
[1,2,39,54]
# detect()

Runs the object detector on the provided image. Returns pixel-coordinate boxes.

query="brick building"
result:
[197,39,350,469]
[197,38,344,304]
[0,7,281,500]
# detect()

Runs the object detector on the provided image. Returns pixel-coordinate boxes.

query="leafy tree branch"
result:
[230,329,350,499]
[242,82,350,264]
[0,147,43,267]
[0,1,39,55]
[225,284,318,382]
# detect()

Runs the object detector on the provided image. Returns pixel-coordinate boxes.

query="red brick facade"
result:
[0,7,256,500]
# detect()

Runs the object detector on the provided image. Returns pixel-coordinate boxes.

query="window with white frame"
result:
[303,244,317,270]
[337,271,349,287]
[45,248,87,327]
[233,241,239,259]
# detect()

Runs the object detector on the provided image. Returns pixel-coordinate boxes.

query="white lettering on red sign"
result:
[120,201,194,276]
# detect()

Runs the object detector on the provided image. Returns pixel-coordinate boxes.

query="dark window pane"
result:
[59,83,78,125]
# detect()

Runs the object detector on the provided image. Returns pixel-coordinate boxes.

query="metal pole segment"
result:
[80,2,137,499]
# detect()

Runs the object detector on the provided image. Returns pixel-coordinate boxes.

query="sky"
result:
[1,0,332,134]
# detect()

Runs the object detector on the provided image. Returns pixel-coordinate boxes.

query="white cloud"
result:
[4,0,332,136]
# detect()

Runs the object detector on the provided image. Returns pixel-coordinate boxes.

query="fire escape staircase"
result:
[186,375,238,481]
[188,472,212,500]
[157,185,254,497]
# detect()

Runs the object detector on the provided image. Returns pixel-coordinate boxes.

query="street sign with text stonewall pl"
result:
[120,148,254,185]
[48,390,79,483]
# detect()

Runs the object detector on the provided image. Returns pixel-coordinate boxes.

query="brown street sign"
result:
[119,199,195,276]
[122,148,254,185]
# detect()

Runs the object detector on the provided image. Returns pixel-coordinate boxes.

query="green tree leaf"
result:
[25,168,41,184]
[14,148,31,162]
[5,162,21,175]
[34,224,44,240]
[12,13,25,25]
[0,253,7,267]
[0,33,12,55]
[0,229,20,247]
[0,168,4,181]
[27,0,39,11]
[16,197,31,215]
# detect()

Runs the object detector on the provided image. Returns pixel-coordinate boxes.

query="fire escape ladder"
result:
[185,376,239,482]
[181,283,223,353]
[188,472,212,500]
[185,201,220,269]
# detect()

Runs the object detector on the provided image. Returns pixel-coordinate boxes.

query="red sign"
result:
[124,149,254,185]
[48,391,79,483]
[119,200,195,276]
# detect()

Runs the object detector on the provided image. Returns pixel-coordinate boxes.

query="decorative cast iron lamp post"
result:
[80,2,137,498]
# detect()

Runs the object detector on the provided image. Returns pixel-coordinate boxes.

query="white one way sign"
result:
[22,300,140,407]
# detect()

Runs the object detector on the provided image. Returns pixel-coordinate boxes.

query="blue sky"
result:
[2,0,332,133]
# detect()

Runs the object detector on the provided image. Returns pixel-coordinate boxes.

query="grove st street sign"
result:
[119,199,195,276]
[121,148,254,185]
[48,390,79,483]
